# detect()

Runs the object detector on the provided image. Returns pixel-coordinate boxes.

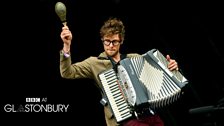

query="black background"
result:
[1,0,224,125]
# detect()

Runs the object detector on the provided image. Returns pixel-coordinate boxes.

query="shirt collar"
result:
[97,52,109,60]
[97,52,127,61]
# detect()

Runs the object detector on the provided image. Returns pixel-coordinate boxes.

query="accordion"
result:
[98,49,188,123]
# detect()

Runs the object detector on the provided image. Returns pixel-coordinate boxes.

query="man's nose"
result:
[109,42,114,47]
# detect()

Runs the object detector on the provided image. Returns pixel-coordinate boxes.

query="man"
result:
[59,17,179,126]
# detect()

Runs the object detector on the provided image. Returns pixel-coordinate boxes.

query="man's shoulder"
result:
[126,53,141,58]
[85,56,107,62]
[86,56,98,61]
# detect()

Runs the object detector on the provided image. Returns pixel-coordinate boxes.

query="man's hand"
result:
[60,26,72,53]
[166,55,179,71]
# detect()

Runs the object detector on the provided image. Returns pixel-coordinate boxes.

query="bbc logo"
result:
[26,98,40,102]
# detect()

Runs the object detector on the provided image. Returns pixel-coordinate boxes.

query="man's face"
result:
[102,34,122,57]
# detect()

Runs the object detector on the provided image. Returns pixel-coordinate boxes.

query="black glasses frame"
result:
[103,40,121,46]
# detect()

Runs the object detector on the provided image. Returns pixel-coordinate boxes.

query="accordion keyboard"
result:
[99,69,132,123]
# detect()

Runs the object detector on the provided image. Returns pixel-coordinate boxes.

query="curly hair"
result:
[100,17,125,43]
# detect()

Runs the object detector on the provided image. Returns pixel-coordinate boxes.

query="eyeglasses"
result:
[103,39,121,46]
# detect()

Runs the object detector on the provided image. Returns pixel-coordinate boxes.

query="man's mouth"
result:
[108,49,115,52]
